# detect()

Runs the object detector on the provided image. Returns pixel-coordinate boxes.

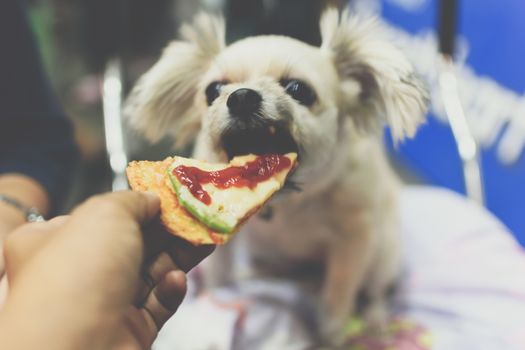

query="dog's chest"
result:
[245,197,339,261]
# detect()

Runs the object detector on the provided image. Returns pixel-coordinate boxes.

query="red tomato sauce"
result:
[172,154,291,205]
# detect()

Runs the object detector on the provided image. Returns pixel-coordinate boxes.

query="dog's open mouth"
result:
[220,122,299,161]
[220,122,302,193]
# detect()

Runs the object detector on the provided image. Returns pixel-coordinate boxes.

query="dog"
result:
[125,8,428,345]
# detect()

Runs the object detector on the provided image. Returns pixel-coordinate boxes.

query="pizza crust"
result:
[127,154,297,246]
[126,158,229,245]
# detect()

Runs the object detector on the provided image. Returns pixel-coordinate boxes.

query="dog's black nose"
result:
[227,88,262,118]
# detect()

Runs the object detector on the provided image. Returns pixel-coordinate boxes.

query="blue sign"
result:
[356,0,525,244]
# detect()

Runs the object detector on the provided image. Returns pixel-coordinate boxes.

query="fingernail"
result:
[143,191,161,216]
[143,191,159,199]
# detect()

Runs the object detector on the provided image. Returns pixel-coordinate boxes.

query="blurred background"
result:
[24,0,525,244]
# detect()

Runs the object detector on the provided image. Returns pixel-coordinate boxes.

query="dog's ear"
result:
[320,8,428,141]
[124,13,225,147]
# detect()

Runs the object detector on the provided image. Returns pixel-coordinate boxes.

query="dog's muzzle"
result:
[220,88,299,160]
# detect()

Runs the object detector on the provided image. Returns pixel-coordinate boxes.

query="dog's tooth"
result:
[269,126,276,135]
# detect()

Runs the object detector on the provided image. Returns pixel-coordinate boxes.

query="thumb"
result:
[73,191,160,226]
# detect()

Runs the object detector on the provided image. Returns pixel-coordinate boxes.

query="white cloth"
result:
[154,186,525,350]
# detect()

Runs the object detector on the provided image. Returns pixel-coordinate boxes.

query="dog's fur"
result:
[125,8,428,345]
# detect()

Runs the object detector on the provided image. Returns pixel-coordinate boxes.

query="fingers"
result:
[3,216,69,280]
[165,236,216,273]
[141,221,216,273]
[142,270,187,329]
[141,220,174,263]
[0,274,8,308]
[54,191,162,270]
[74,191,160,227]
[80,192,214,273]
[104,191,160,224]
[133,236,214,339]
[133,253,188,348]
[118,270,187,350]
[135,252,178,304]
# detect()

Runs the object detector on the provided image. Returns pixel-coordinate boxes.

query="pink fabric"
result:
[346,318,431,349]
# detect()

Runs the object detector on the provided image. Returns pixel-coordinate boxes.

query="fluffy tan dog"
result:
[125,8,428,345]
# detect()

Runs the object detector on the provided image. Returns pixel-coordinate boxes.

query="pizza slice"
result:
[126,153,297,245]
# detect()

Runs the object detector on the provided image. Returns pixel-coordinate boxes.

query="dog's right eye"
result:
[205,81,226,106]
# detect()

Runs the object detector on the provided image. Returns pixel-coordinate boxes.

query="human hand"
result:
[0,191,214,350]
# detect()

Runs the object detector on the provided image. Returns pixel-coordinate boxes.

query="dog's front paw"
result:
[318,308,349,348]
[362,297,389,333]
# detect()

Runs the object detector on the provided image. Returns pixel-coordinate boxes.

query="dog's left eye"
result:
[205,81,226,106]
[280,79,317,107]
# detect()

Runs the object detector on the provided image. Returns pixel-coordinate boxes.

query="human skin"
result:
[0,191,214,350]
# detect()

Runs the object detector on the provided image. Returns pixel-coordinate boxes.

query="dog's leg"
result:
[200,230,257,289]
[361,209,401,330]
[200,240,235,288]
[320,226,373,345]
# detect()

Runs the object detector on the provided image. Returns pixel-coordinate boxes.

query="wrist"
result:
[0,174,50,219]
[0,194,45,224]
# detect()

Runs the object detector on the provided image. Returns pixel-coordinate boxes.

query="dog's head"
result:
[125,9,428,189]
